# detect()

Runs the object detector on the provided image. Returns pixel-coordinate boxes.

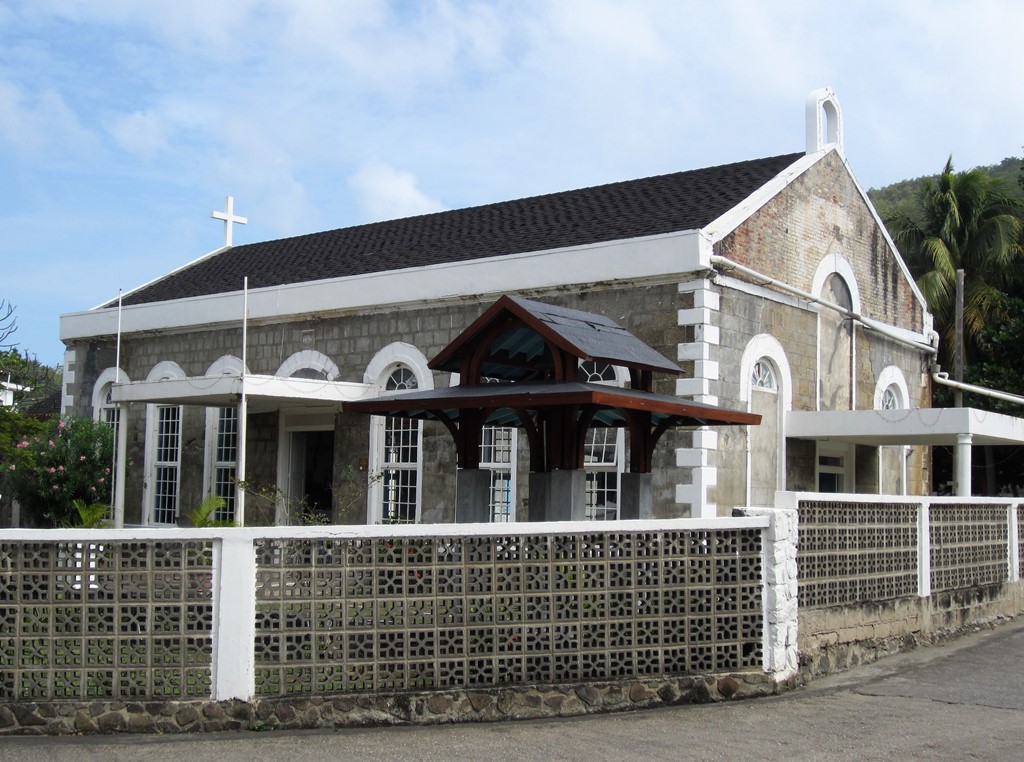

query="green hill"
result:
[867,156,1023,220]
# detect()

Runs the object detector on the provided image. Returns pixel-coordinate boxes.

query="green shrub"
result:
[5,416,114,527]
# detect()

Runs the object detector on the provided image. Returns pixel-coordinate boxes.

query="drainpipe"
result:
[931,372,1024,407]
[709,255,938,355]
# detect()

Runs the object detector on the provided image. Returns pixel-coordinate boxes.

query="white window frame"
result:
[143,362,185,526]
[816,442,854,494]
[479,425,517,522]
[204,406,238,522]
[202,356,245,522]
[579,361,626,521]
[150,404,183,525]
[366,344,432,525]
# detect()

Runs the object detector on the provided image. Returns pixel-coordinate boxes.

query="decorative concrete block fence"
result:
[2,496,1023,735]
[0,517,782,711]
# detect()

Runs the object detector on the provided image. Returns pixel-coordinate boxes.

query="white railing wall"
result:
[778,492,1024,608]
[0,517,774,703]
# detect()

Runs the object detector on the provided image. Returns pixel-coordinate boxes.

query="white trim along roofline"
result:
[62,230,704,343]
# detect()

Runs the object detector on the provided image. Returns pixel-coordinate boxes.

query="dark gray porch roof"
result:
[345,381,759,430]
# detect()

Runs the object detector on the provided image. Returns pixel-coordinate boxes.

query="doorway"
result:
[287,430,335,522]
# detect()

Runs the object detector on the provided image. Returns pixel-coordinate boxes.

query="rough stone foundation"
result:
[798,581,1024,680]
[0,672,786,736]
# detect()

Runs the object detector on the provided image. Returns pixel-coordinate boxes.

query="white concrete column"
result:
[212,533,257,700]
[739,502,799,681]
[1009,504,1020,583]
[955,433,973,497]
[918,501,931,597]
[113,407,128,528]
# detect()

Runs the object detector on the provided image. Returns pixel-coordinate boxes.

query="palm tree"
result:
[886,157,1024,369]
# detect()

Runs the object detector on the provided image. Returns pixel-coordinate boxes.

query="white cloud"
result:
[0,78,98,158]
[350,163,446,222]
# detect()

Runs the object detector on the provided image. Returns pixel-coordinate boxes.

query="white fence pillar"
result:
[1009,504,1020,583]
[212,534,257,700]
[741,502,799,680]
[918,501,931,597]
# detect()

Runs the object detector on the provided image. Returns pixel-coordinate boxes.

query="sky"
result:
[2,0,1023,368]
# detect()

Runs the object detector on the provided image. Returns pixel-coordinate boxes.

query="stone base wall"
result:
[798,580,1024,678]
[0,671,786,736]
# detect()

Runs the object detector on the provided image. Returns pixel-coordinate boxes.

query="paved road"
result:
[4,622,1024,761]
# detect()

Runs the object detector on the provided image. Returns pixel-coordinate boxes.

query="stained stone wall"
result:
[62,281,697,525]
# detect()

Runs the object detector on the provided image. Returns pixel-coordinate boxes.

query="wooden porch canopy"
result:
[344,295,760,475]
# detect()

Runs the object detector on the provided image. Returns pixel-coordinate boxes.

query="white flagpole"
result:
[237,277,248,526]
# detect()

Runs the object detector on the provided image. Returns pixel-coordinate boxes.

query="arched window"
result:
[376,367,421,524]
[739,337,792,508]
[366,344,432,525]
[579,360,626,520]
[751,359,777,391]
[881,385,900,410]
[386,367,418,391]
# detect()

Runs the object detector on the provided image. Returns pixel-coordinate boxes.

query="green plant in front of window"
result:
[66,498,112,528]
[183,495,237,528]
[5,416,114,526]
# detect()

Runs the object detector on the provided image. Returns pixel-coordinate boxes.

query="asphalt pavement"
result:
[3,621,1024,761]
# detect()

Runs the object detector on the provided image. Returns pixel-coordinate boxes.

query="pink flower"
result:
[16,441,28,449]
[90,486,97,492]
[52,485,58,491]
[48,467,56,474]
[57,465,64,472]
[98,477,105,484]
[48,440,54,447]
[80,455,87,461]
[57,420,65,429]
[104,468,110,475]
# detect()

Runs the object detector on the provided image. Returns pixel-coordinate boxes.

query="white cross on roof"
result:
[211,195,248,247]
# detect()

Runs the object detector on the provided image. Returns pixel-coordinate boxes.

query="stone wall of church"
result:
[716,150,925,335]
[707,149,935,507]
[63,279,698,525]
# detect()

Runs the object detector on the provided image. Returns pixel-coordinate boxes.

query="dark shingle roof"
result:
[118,152,802,306]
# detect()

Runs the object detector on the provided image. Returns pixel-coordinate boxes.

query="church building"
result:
[59,89,946,527]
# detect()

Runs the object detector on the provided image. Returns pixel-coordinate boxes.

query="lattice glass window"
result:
[213,407,237,521]
[372,366,423,524]
[578,361,624,521]
[152,405,181,525]
[480,426,515,522]
[585,428,620,520]
[386,367,418,391]
[751,359,777,391]
[98,385,120,504]
[579,360,617,383]
[881,385,900,410]
[99,385,120,429]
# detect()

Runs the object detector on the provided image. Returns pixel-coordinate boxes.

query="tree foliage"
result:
[885,157,1024,368]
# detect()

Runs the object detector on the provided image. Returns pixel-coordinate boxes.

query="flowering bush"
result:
[4,416,114,526]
